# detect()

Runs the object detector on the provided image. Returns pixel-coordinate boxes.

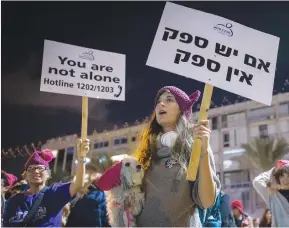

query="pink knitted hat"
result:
[155,86,201,118]
[24,149,54,170]
[94,161,123,191]
[277,160,289,169]
[1,171,18,187]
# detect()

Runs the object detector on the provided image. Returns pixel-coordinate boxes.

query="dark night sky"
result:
[2,1,289,149]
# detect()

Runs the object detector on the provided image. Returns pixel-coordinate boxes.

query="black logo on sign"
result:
[165,159,173,168]
[79,50,94,61]
[213,23,233,37]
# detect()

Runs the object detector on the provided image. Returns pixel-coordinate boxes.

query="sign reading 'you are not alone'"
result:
[147,2,280,106]
[41,40,126,101]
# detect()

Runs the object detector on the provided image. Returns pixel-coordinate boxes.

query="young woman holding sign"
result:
[2,139,90,227]
[135,86,221,227]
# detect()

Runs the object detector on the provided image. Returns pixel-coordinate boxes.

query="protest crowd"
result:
[2,1,289,227]
[1,86,289,227]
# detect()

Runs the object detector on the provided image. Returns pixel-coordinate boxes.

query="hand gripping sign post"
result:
[146,2,280,181]
[41,40,126,184]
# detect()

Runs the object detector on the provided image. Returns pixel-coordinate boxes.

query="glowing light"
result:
[223,160,233,169]
[223,148,245,155]
[51,150,58,157]
[111,154,128,162]
[74,157,91,165]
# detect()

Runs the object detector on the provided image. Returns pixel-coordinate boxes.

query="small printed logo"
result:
[79,50,94,61]
[213,23,233,37]
[165,159,173,168]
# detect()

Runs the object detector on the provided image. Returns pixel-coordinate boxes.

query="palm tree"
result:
[239,137,289,173]
[231,137,289,213]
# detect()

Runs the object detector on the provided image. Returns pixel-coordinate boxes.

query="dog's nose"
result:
[136,165,142,171]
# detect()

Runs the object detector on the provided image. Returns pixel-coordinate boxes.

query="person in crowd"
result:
[1,171,18,214]
[219,191,236,227]
[253,159,289,227]
[135,86,221,227]
[258,209,271,227]
[231,200,253,227]
[66,163,110,227]
[4,182,30,200]
[2,139,90,227]
[66,182,110,227]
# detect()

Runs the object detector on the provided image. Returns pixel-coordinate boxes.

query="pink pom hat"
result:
[155,86,201,118]
[1,171,18,187]
[277,160,289,169]
[24,149,54,170]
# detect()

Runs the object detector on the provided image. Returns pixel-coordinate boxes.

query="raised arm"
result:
[252,168,274,206]
[69,139,90,197]
[191,120,221,209]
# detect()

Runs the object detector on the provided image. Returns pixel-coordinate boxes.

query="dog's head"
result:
[121,156,144,190]
[94,156,144,191]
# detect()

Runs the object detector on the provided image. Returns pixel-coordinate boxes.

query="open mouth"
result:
[32,175,41,179]
[159,110,167,115]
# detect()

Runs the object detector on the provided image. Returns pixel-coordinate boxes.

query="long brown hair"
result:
[259,209,271,227]
[135,89,194,170]
[135,112,162,170]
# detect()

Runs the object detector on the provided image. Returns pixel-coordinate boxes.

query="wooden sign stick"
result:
[186,84,213,181]
[79,96,88,185]
[81,96,88,140]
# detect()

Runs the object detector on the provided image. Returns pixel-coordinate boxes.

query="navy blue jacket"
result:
[66,186,110,227]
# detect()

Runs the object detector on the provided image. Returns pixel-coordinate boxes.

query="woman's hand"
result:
[77,138,90,158]
[70,138,90,197]
[192,120,211,154]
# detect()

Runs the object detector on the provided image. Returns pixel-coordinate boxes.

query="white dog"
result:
[94,156,145,227]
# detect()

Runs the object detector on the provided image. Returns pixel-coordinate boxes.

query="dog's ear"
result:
[94,161,123,191]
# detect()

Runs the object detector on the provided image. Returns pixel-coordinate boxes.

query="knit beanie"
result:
[155,86,201,118]
[24,149,54,170]
[1,171,18,187]
[277,160,289,169]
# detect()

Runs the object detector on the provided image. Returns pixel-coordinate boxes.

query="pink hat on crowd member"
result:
[1,170,18,187]
[94,161,123,191]
[231,200,244,214]
[155,86,201,118]
[24,149,54,170]
[277,160,289,169]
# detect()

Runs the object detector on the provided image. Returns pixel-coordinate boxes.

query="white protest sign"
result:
[147,2,280,105]
[41,40,126,101]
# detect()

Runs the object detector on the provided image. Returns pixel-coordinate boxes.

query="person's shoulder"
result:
[221,193,230,201]
[49,182,71,191]
[5,192,25,205]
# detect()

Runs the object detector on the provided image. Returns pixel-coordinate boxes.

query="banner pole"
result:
[78,96,88,186]
[81,96,88,140]
[186,83,213,181]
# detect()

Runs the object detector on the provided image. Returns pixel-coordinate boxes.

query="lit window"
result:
[114,139,120,145]
[223,132,230,147]
[121,138,128,144]
[259,124,268,138]
[222,115,228,128]
[94,143,99,149]
[212,117,218,130]
[104,141,109,147]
